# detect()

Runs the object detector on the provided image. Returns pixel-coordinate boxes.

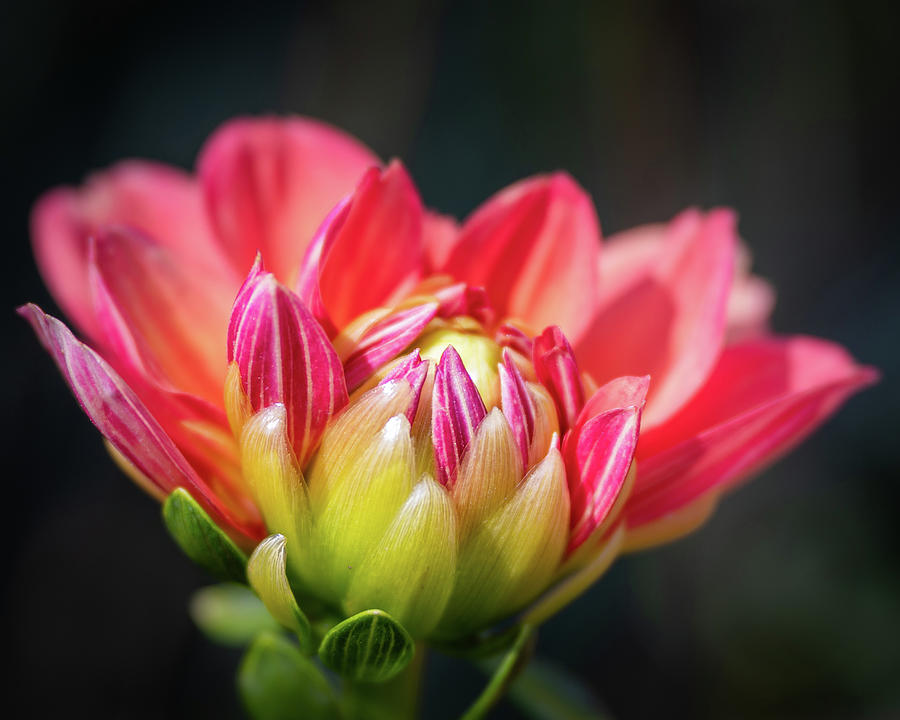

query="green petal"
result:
[247,534,314,653]
[318,609,414,683]
[239,632,339,720]
[162,488,247,582]
[189,583,280,647]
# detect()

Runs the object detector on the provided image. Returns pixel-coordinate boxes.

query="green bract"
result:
[318,609,415,683]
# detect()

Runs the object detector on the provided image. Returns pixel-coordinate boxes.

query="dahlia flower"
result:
[20,117,875,715]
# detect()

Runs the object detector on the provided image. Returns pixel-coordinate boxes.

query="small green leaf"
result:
[189,583,281,647]
[239,632,339,720]
[318,609,414,683]
[162,488,248,582]
[247,534,314,653]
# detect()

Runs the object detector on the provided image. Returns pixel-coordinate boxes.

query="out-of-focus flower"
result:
[20,117,877,642]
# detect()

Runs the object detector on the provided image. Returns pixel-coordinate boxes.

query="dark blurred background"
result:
[2,1,898,718]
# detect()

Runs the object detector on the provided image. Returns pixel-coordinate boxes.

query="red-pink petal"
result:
[18,304,259,543]
[423,210,460,273]
[198,116,378,284]
[444,173,601,342]
[725,274,775,343]
[31,161,231,341]
[343,302,438,392]
[296,162,425,331]
[432,345,488,488]
[565,406,641,552]
[533,326,585,434]
[496,324,533,357]
[499,349,536,468]
[577,208,737,429]
[89,226,235,405]
[380,350,430,423]
[228,266,348,466]
[432,283,494,327]
[626,336,878,528]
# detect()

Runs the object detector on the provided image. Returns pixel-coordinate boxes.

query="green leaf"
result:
[162,488,248,582]
[318,609,414,683]
[189,583,281,647]
[508,659,607,720]
[247,534,314,653]
[239,632,339,720]
[460,624,536,720]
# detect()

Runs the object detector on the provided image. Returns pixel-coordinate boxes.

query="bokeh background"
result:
[2,1,898,717]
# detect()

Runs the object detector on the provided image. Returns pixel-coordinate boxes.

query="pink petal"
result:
[577,209,737,429]
[432,283,494,327]
[625,336,878,529]
[565,406,641,552]
[533,326,585,434]
[89,226,236,405]
[496,324,533,357]
[380,350,430,423]
[296,162,425,331]
[198,116,379,284]
[443,173,601,342]
[228,266,348,467]
[432,345,488,488]
[19,304,260,543]
[343,302,438,391]
[725,274,776,343]
[499,349,536,468]
[576,375,650,426]
[31,161,232,341]
[423,210,460,273]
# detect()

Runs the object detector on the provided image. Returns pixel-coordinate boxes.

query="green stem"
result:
[342,642,426,720]
[460,625,536,720]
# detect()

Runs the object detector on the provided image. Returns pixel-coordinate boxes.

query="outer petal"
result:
[625,336,878,532]
[600,217,774,345]
[199,116,379,284]
[228,266,348,467]
[18,304,260,543]
[90,226,236,404]
[31,161,231,340]
[423,210,460,273]
[295,162,425,330]
[533,326,585,434]
[444,173,601,341]
[577,209,737,428]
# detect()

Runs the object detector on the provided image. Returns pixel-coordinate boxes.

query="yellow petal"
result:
[224,361,253,438]
[344,475,458,638]
[311,414,416,600]
[438,440,570,637]
[452,408,522,540]
[526,382,560,469]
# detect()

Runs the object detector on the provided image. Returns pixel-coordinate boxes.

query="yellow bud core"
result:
[417,322,501,408]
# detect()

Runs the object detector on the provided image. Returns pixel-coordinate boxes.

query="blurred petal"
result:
[295,161,425,330]
[432,345,488,488]
[578,209,737,428]
[726,274,776,343]
[18,304,258,542]
[31,161,231,340]
[199,116,378,283]
[228,265,348,466]
[444,173,601,341]
[423,210,460,273]
[90,226,235,403]
[626,336,879,533]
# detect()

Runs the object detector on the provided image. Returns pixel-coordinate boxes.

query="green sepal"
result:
[318,609,414,683]
[247,534,315,653]
[189,583,281,647]
[239,632,340,720]
[162,488,248,582]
